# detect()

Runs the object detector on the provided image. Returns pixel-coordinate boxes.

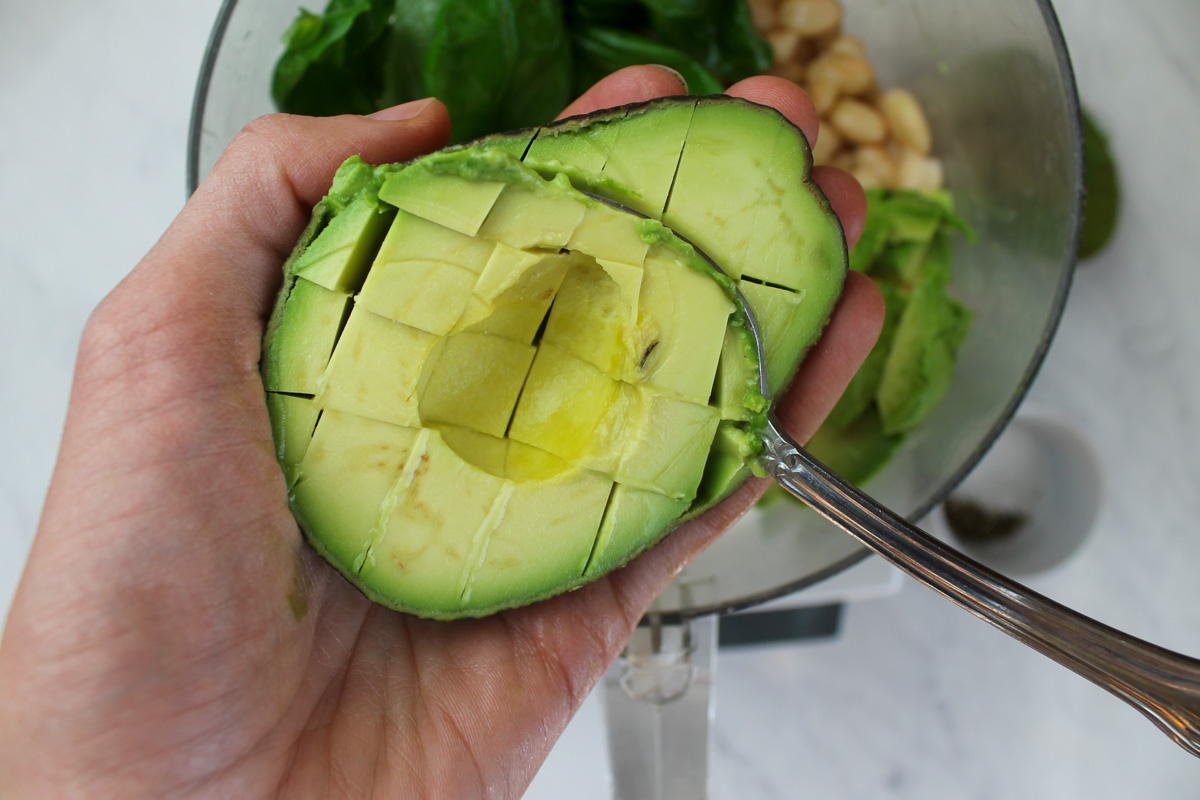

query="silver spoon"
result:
[584,190,1200,756]
[735,275,1200,759]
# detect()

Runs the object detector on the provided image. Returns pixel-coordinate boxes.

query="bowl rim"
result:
[185,0,1086,621]
[187,0,240,197]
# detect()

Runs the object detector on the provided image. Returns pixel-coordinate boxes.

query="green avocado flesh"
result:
[262,96,847,618]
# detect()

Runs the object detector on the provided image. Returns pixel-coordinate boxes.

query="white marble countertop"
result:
[3,0,1200,797]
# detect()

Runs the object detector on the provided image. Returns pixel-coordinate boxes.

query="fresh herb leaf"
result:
[271,0,773,139]
[1079,107,1120,260]
[639,0,771,85]
[570,24,724,96]
[379,0,448,110]
[637,0,708,15]
[424,0,572,142]
[272,0,393,115]
[565,0,648,26]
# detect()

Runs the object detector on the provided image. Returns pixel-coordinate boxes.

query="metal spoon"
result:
[734,279,1200,759]
[582,189,1200,755]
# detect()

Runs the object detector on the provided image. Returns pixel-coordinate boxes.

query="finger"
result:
[198,98,452,256]
[557,65,689,119]
[128,100,451,326]
[604,269,885,611]
[813,165,868,250]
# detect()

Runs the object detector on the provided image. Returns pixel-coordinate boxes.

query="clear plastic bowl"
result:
[188,0,1083,619]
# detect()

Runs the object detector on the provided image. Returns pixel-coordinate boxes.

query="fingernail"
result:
[650,65,688,94]
[368,97,436,121]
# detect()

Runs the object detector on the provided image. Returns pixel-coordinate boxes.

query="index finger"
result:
[556,65,689,119]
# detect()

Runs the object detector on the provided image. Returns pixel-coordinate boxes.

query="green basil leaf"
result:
[564,0,647,26]
[640,0,770,83]
[637,0,708,14]
[1078,107,1120,260]
[380,0,448,109]
[272,0,393,115]
[424,0,572,142]
[570,24,724,96]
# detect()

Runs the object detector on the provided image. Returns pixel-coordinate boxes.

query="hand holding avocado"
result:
[0,69,881,797]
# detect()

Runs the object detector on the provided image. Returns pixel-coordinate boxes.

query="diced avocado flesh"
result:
[261,97,847,618]
[262,278,350,394]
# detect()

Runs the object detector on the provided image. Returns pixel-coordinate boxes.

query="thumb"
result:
[80,99,452,398]
[161,98,452,320]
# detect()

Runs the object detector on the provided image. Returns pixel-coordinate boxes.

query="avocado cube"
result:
[693,422,758,506]
[418,332,537,438]
[463,466,613,611]
[356,259,475,336]
[434,424,510,478]
[292,410,421,575]
[598,99,696,219]
[476,184,586,249]
[380,168,505,237]
[636,250,733,403]
[453,294,552,345]
[806,407,904,486]
[457,248,570,343]
[374,208,496,275]
[823,281,907,430]
[616,387,720,501]
[566,203,651,268]
[508,344,629,474]
[743,281,809,390]
[541,257,643,379]
[876,279,971,436]
[360,430,508,612]
[265,393,320,486]
[315,306,440,427]
[473,243,554,303]
[525,117,620,175]
[262,277,350,395]
[504,437,572,481]
[661,102,778,282]
[292,193,395,293]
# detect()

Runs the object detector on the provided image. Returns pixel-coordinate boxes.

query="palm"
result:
[0,70,878,799]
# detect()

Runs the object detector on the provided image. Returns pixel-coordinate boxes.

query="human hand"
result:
[0,66,882,799]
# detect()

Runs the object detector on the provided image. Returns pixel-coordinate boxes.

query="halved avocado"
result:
[262,96,846,618]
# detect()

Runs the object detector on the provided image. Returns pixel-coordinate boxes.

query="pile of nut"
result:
[749,0,945,191]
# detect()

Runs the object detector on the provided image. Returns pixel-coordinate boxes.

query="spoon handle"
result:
[760,415,1200,757]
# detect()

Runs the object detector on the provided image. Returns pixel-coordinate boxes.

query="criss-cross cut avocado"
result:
[262,96,847,618]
